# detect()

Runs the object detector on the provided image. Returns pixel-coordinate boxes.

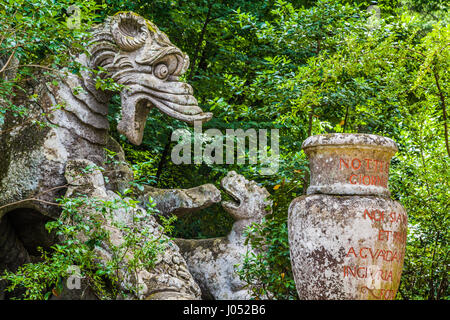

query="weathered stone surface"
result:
[289,195,407,300]
[138,184,221,217]
[103,137,135,194]
[0,11,212,300]
[64,159,202,300]
[220,171,272,236]
[175,171,272,300]
[0,54,19,81]
[302,133,398,197]
[288,133,407,300]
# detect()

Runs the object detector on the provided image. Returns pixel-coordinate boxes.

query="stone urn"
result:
[288,133,407,300]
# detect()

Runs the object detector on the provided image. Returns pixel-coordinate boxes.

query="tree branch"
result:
[0,49,17,74]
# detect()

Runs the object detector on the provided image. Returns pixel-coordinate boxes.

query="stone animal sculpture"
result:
[0,12,213,299]
[175,171,272,300]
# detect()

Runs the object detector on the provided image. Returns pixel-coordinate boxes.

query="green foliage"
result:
[237,178,303,300]
[390,91,449,299]
[0,0,448,300]
[227,0,448,300]
[238,219,296,300]
[0,0,103,124]
[98,0,448,299]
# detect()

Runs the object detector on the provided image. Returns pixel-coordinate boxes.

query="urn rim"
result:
[302,133,398,153]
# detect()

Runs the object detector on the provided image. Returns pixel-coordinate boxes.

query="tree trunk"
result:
[156,132,173,183]
[188,1,213,81]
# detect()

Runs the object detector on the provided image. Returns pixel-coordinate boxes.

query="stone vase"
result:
[288,133,407,300]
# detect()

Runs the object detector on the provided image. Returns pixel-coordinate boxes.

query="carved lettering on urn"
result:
[303,134,398,197]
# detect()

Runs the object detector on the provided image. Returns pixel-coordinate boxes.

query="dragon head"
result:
[89,12,212,145]
[220,171,272,223]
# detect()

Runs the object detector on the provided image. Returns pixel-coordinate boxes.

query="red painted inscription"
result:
[345,247,404,263]
[340,158,389,187]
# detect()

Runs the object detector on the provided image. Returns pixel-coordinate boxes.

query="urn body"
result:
[288,134,407,300]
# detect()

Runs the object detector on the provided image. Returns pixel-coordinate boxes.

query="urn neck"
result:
[302,133,398,197]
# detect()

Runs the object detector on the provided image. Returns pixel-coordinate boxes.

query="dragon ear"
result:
[111,12,150,51]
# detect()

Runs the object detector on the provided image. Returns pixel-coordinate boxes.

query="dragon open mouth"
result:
[117,80,213,145]
[221,184,242,211]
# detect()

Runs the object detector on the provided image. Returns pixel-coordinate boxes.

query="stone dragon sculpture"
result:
[0,12,273,301]
[0,12,213,299]
[175,171,272,300]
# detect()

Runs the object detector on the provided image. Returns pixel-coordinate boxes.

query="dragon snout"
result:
[116,73,211,145]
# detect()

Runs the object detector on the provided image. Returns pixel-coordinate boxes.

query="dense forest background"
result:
[0,0,448,299]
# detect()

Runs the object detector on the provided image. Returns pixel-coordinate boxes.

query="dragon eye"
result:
[154,63,169,79]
